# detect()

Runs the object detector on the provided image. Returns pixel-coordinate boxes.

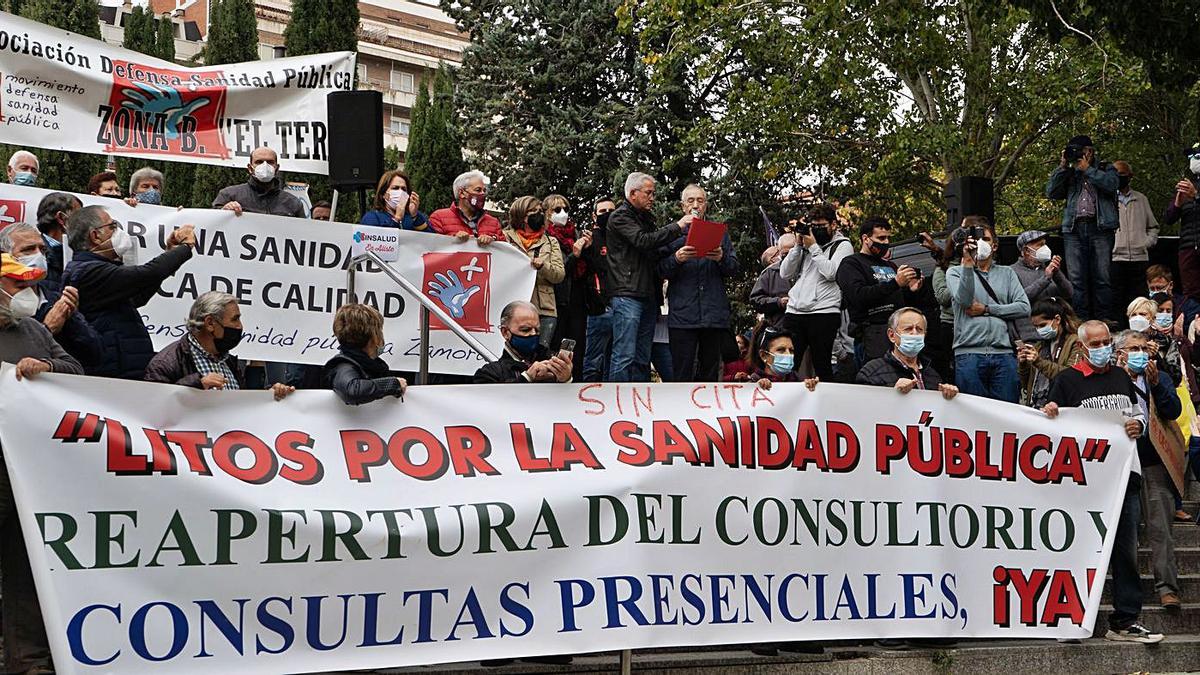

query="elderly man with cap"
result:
[0,252,82,675]
[1012,229,1073,308]
[1045,134,1120,320]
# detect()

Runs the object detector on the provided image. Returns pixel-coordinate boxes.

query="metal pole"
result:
[418,305,430,385]
[329,189,340,222]
[620,649,632,675]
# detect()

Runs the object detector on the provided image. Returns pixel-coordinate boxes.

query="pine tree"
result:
[122,6,148,52]
[188,0,261,208]
[283,0,361,221]
[406,64,465,211]
[156,13,176,61]
[8,0,105,192]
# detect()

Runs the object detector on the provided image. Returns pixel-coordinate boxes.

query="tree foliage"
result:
[156,13,176,61]
[188,0,260,208]
[406,64,467,212]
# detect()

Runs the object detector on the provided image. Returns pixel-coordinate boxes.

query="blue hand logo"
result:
[427,270,481,319]
[120,82,211,141]
[353,231,363,243]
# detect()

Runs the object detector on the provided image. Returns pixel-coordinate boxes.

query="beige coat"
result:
[504,227,565,316]
[1113,189,1159,262]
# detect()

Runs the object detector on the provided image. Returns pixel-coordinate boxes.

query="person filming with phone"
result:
[945,216,1030,402]
[1045,134,1120,320]
[778,203,852,380]
[474,301,573,383]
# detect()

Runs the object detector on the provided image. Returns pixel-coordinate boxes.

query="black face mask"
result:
[526,213,545,231]
[213,324,243,354]
[814,227,833,245]
[595,212,610,229]
[868,239,890,256]
[1118,175,1132,191]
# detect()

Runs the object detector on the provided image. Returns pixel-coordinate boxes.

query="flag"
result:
[759,206,779,246]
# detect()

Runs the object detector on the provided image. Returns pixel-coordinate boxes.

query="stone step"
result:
[1095,602,1200,636]
[364,636,1200,674]
[1139,546,1200,574]
[1102,573,1200,602]
[1142,521,1200,546]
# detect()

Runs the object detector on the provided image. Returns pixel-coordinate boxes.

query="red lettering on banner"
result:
[549,423,603,470]
[612,421,652,466]
[445,426,499,477]
[510,422,551,472]
[275,431,324,485]
[993,566,1094,628]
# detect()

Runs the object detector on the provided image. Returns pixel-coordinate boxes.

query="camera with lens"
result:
[1064,144,1086,163]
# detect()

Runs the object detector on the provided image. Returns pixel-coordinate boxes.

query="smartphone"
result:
[558,339,576,359]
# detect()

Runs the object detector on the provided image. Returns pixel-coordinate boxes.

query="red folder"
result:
[685,218,727,253]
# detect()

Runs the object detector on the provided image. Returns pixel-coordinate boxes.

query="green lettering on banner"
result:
[265,509,310,563]
[984,505,1018,550]
[716,496,748,545]
[147,511,204,567]
[669,495,701,544]
[213,508,258,565]
[93,510,139,569]
[523,499,567,551]
[473,502,521,553]
[1041,509,1075,553]
[35,512,83,570]
[366,509,412,559]
[885,501,919,546]
[585,495,629,546]
[633,493,665,543]
[418,505,466,557]
[318,510,369,562]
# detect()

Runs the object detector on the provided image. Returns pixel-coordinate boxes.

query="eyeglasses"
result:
[757,325,785,351]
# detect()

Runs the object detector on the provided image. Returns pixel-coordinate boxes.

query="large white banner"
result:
[0,11,353,173]
[0,184,536,374]
[0,369,1135,673]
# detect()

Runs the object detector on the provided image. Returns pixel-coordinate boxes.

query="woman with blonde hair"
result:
[504,196,565,347]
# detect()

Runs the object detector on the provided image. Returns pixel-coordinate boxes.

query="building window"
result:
[390,117,411,136]
[390,70,415,94]
[272,45,286,59]
[356,63,368,83]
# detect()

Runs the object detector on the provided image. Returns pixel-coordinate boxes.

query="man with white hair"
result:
[6,150,38,186]
[127,166,165,206]
[144,291,295,399]
[428,169,502,245]
[605,171,691,382]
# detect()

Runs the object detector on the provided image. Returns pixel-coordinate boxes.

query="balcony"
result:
[358,78,418,110]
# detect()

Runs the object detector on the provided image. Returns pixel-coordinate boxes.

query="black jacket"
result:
[35,280,103,367]
[473,344,550,383]
[323,350,403,405]
[63,246,193,379]
[856,349,944,389]
[577,224,611,314]
[605,201,683,302]
[45,239,65,288]
[658,232,738,329]
[144,335,246,388]
[837,252,937,330]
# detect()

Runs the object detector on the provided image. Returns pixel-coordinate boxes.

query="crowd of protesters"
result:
[2,134,1200,670]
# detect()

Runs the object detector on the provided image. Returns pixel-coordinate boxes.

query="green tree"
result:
[444,0,705,210]
[8,0,105,192]
[188,0,261,208]
[407,64,466,211]
[155,13,176,61]
[121,6,149,52]
[284,0,362,221]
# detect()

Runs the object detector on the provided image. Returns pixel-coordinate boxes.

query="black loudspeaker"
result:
[327,90,384,191]
[943,176,995,229]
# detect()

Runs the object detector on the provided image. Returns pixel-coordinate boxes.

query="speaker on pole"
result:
[943,176,994,229]
[327,90,384,192]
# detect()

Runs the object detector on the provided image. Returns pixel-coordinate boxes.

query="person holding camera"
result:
[1045,134,1120,320]
[778,204,852,379]
[946,217,1030,402]
[836,216,936,365]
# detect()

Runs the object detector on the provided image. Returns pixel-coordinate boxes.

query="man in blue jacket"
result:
[658,184,738,382]
[1046,134,1120,320]
[62,205,196,379]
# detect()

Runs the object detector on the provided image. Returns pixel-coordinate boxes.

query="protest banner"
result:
[0,10,353,174]
[0,183,535,374]
[0,369,1135,673]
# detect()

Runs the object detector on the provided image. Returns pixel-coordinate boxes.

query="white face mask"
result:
[102,226,138,266]
[253,162,277,183]
[386,188,409,211]
[1033,245,1052,264]
[17,253,47,272]
[550,209,569,226]
[1129,315,1151,332]
[1190,158,1200,176]
[974,240,993,261]
[1,287,40,320]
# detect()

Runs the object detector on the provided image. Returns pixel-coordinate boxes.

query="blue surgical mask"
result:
[1036,325,1058,341]
[1126,351,1150,373]
[135,188,162,205]
[897,334,925,357]
[509,333,540,358]
[1087,344,1114,368]
[17,253,47,273]
[12,171,36,187]
[43,233,61,249]
[770,353,794,374]
[1155,312,1173,328]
